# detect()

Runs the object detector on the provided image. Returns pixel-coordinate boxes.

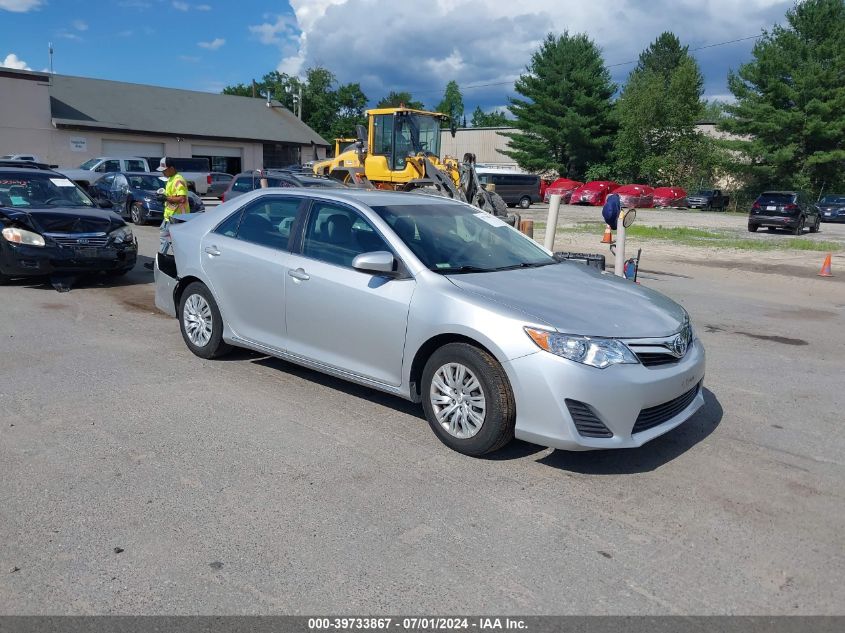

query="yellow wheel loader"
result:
[313,107,518,225]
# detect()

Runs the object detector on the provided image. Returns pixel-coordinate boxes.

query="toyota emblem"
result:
[672,334,688,357]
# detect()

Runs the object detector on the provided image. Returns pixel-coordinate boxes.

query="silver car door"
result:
[284,201,415,386]
[201,196,305,350]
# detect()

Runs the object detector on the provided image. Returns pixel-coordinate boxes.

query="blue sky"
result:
[1,0,794,113]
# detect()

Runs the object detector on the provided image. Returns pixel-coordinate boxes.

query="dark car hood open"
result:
[0,206,123,234]
[447,262,688,338]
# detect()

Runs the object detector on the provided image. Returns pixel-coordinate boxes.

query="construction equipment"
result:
[313,107,517,224]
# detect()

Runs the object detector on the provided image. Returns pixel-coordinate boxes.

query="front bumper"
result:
[749,215,800,229]
[0,239,137,278]
[820,211,845,223]
[505,338,706,450]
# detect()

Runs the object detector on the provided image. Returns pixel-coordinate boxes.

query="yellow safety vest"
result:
[163,173,189,221]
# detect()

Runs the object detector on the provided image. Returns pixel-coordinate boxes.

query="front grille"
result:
[632,382,701,434]
[565,399,613,438]
[44,232,109,247]
[633,352,680,367]
[624,325,693,368]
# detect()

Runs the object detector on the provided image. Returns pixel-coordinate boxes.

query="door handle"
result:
[204,245,221,256]
[288,268,310,281]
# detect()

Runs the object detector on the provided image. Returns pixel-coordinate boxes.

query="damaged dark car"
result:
[0,167,138,285]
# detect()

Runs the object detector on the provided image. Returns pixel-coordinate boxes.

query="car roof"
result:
[760,191,799,195]
[248,187,465,208]
[0,166,64,176]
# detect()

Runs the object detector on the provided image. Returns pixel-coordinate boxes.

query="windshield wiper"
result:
[432,265,493,274]
[492,261,556,271]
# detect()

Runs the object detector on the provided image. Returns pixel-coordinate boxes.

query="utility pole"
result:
[48,42,53,74]
[297,84,303,120]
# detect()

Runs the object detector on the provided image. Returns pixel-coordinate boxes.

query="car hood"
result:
[819,204,845,211]
[447,263,687,338]
[0,206,123,234]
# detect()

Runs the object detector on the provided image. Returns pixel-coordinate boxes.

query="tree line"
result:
[223,0,845,197]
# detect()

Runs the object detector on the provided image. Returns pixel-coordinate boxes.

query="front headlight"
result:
[2,227,45,247]
[109,226,134,244]
[525,327,639,369]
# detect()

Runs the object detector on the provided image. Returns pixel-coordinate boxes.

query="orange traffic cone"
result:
[818,253,833,277]
[601,224,613,244]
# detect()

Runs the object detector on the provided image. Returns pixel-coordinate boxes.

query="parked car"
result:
[570,181,619,206]
[686,189,729,211]
[154,189,705,456]
[207,172,234,199]
[748,191,821,234]
[652,186,687,208]
[816,194,845,223]
[1,153,40,162]
[59,156,151,190]
[221,170,346,202]
[543,178,583,204]
[0,160,53,171]
[475,170,541,209]
[0,166,137,283]
[615,184,655,209]
[148,157,212,195]
[88,172,204,225]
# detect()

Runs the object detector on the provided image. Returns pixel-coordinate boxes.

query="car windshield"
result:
[372,202,555,273]
[819,195,845,204]
[0,173,95,208]
[695,190,715,196]
[78,158,100,170]
[128,175,167,190]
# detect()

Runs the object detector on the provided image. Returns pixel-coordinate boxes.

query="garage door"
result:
[192,145,242,158]
[102,140,165,156]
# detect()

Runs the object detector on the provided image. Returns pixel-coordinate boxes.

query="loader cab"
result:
[369,108,445,172]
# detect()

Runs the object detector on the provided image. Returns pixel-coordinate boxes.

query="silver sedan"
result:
[155,188,706,456]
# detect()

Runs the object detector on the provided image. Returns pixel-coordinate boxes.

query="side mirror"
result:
[98,199,113,209]
[622,208,636,228]
[355,124,367,143]
[352,250,396,275]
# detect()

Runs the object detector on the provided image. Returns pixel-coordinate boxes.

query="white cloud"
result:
[58,31,83,41]
[0,0,43,11]
[279,0,792,106]
[173,1,189,10]
[72,19,88,31]
[198,37,225,50]
[1,53,31,70]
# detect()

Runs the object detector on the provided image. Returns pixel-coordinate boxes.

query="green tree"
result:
[376,91,424,110]
[435,80,464,128]
[503,32,616,178]
[329,83,368,140]
[613,32,708,185]
[470,106,510,127]
[721,0,845,193]
[223,70,302,113]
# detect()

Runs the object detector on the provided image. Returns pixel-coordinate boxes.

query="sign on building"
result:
[70,137,87,152]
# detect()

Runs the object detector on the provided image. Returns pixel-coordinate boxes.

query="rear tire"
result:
[792,218,805,235]
[810,216,820,233]
[748,224,758,232]
[421,343,515,456]
[178,282,231,359]
[130,202,146,225]
[518,196,531,210]
[488,191,508,217]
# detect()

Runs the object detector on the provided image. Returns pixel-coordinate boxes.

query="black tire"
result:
[810,216,820,233]
[177,282,231,359]
[748,224,758,232]
[488,191,508,217]
[792,217,805,236]
[0,271,10,286]
[130,202,146,225]
[518,196,531,210]
[421,342,515,456]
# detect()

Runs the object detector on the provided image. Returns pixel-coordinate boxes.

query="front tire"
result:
[518,196,531,210]
[421,343,515,456]
[178,282,231,359]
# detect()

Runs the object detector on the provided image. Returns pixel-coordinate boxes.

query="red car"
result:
[615,184,654,208]
[653,186,687,208]
[570,180,619,206]
[543,178,583,203]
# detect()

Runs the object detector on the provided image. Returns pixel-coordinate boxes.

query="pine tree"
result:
[502,32,615,178]
[376,91,425,110]
[721,0,845,193]
[470,106,510,127]
[613,32,707,184]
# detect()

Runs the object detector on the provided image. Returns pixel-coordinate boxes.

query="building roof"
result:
[47,73,329,146]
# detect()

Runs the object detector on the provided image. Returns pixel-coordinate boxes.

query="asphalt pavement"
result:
[1,209,843,614]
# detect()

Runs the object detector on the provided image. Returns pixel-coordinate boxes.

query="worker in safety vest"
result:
[155,156,189,254]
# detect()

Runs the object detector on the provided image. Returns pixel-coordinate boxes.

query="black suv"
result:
[748,191,821,235]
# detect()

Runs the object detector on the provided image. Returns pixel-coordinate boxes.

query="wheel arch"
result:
[173,274,206,312]
[407,333,502,403]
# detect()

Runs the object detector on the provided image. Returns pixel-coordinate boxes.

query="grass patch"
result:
[557,222,840,252]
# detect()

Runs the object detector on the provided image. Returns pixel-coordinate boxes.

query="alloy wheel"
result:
[429,362,486,439]
[183,293,213,347]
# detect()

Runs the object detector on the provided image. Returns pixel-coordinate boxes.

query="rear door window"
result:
[233,197,304,251]
[758,193,795,205]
